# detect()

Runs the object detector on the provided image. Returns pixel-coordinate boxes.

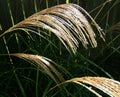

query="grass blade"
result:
[9,53,64,83]
[67,77,120,97]
[14,71,27,97]
[50,77,120,97]
[0,3,105,54]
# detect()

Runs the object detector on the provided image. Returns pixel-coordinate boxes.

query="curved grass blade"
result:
[0,24,2,31]
[50,77,120,97]
[9,53,64,83]
[68,77,120,97]
[0,3,105,54]
[106,22,120,32]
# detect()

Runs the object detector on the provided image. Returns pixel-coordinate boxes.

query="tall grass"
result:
[0,0,120,97]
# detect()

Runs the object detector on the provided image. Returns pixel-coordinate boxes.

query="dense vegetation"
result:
[0,0,120,97]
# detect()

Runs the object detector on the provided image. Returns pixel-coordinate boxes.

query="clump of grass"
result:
[0,1,120,97]
[49,76,120,97]
[0,3,105,54]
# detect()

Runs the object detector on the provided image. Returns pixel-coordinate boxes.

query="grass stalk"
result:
[20,0,26,19]
[100,0,120,23]
[79,53,113,79]
[34,0,38,12]
[7,0,20,51]
[66,0,69,4]
[36,67,39,97]
[46,0,49,8]
[0,24,2,31]
[77,0,80,4]
[14,70,27,97]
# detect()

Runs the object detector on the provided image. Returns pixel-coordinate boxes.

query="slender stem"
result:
[93,1,109,20]
[2,37,13,64]
[36,67,39,97]
[66,0,69,4]
[14,70,27,97]
[21,0,26,19]
[46,0,49,8]
[77,0,80,4]
[0,24,2,31]
[34,0,38,12]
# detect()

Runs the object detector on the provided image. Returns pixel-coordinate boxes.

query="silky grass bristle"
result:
[1,3,105,54]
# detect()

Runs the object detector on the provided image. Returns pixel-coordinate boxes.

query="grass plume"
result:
[0,3,105,54]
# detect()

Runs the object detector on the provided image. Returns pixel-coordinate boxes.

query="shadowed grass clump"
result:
[50,77,120,97]
[0,2,120,97]
[0,3,105,54]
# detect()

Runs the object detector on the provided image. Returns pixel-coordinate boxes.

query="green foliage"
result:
[0,0,120,97]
